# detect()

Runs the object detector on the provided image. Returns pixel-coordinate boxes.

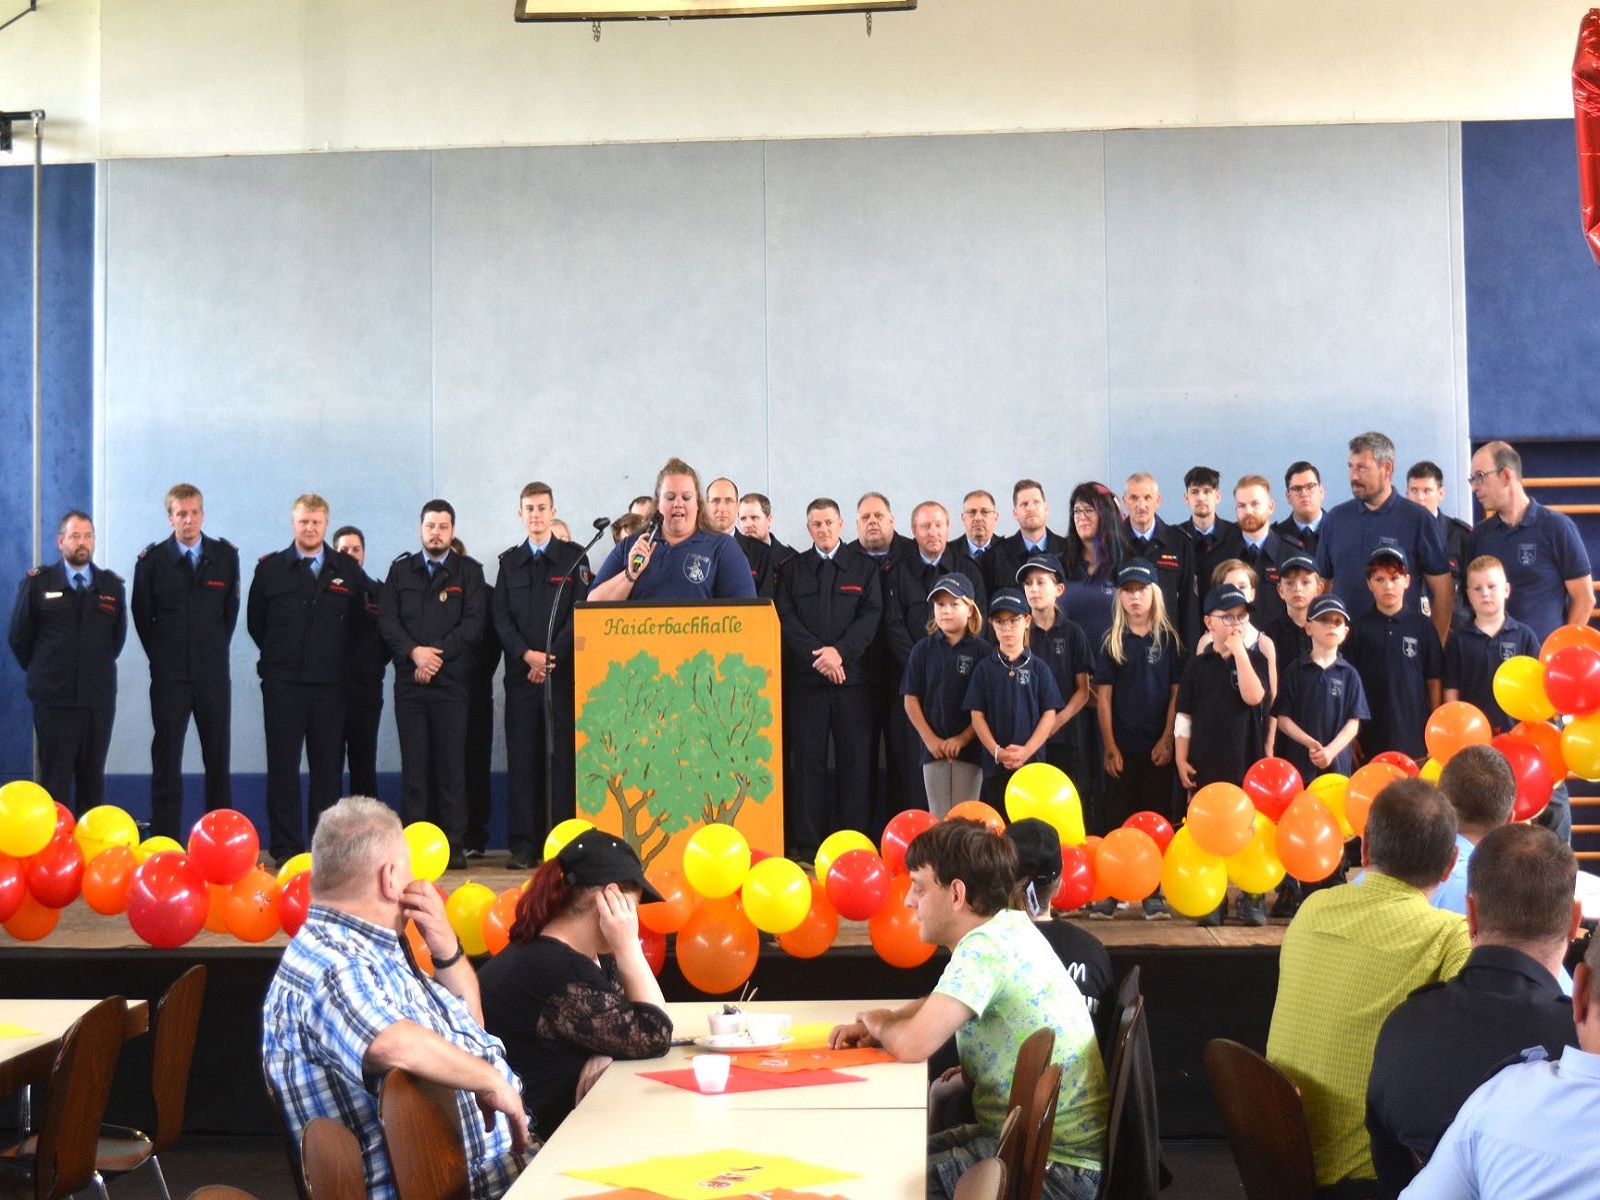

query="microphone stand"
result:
[543,517,612,846]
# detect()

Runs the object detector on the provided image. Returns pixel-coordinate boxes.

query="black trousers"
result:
[394,683,468,847]
[504,682,576,858]
[261,679,345,861]
[464,680,494,852]
[1103,751,1178,832]
[342,687,383,801]
[148,677,232,840]
[790,685,871,854]
[865,681,910,842]
[34,704,114,814]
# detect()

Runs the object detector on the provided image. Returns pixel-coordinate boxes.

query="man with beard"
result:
[983,481,1068,595]
[1206,475,1296,629]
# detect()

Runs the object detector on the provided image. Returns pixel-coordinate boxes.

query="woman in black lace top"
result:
[479,832,674,1136]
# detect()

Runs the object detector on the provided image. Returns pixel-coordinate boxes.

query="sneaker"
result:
[505,852,537,872]
[463,847,486,860]
[1142,895,1172,920]
[1196,901,1226,928]
[1236,893,1268,927]
[1085,898,1118,920]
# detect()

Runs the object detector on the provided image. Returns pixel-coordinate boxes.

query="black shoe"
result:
[1271,881,1303,919]
[463,847,486,860]
[506,852,536,871]
[446,851,469,871]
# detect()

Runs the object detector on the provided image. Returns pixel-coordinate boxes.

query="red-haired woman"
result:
[479,832,673,1137]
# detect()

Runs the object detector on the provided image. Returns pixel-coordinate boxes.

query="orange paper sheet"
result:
[731,1046,897,1074]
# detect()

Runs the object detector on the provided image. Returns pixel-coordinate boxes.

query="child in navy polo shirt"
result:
[901,574,986,817]
[1016,554,1093,791]
[1273,593,1370,784]
[1260,554,1317,691]
[963,589,1064,807]
[1347,546,1441,761]
[1444,555,1541,735]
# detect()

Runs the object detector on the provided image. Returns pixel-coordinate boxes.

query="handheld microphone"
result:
[630,514,662,577]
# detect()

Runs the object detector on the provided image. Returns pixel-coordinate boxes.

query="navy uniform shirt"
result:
[1261,613,1312,689]
[1060,567,1119,655]
[594,530,757,601]
[1093,628,1183,755]
[1021,607,1093,746]
[962,647,1064,776]
[1433,510,1474,630]
[8,562,127,707]
[1270,654,1371,782]
[1204,526,1295,630]
[377,550,489,694]
[131,533,240,682]
[898,631,983,764]
[1346,607,1441,760]
[1314,490,1450,620]
[1442,616,1541,734]
[734,532,796,599]
[1176,644,1269,788]
[1466,500,1593,642]
[345,569,389,701]
[1123,517,1202,648]
[773,543,883,689]
[247,546,365,685]
[491,538,592,694]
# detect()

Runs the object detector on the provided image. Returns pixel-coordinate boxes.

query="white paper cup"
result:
[746,1013,790,1044]
[692,1054,731,1093]
[707,1009,745,1038]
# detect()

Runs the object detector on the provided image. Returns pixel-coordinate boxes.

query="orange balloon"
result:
[1344,762,1406,837]
[1539,623,1600,667]
[1275,795,1344,882]
[405,920,435,976]
[945,800,1006,835]
[868,874,935,968]
[482,887,520,956]
[203,882,230,933]
[1504,720,1568,780]
[677,895,760,995]
[82,845,137,916]
[1185,783,1256,856]
[1093,828,1162,903]
[1424,701,1492,764]
[224,868,282,943]
[1082,836,1111,902]
[4,892,60,941]
[777,877,839,959]
[639,866,695,934]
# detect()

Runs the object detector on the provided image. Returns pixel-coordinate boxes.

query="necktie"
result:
[183,548,197,573]
[72,573,86,592]
[302,556,317,579]
[428,559,440,578]
[1245,545,1260,566]
[819,555,837,629]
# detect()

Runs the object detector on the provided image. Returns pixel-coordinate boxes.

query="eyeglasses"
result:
[1071,507,1096,517]
[1210,613,1247,626]
[1466,469,1500,487]
[962,508,996,518]
[1285,483,1320,496]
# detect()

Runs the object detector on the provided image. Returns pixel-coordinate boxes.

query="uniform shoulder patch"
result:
[139,542,158,559]
[500,544,521,560]
[258,553,272,562]
[392,551,411,562]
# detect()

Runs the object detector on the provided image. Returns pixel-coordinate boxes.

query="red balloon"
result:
[868,874,936,968]
[1491,734,1556,822]
[777,878,838,958]
[126,851,210,948]
[1050,844,1095,912]
[824,849,892,921]
[25,834,84,909]
[0,854,25,923]
[279,870,312,937]
[1542,646,1600,716]
[1369,751,1420,777]
[1503,720,1567,780]
[52,803,76,840]
[187,810,261,886]
[639,926,666,975]
[1243,758,1305,822]
[1121,810,1175,854]
[880,809,939,875]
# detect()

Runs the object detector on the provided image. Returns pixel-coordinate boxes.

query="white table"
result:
[504,999,927,1200]
[0,997,149,1096]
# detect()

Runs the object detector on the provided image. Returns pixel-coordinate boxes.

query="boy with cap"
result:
[1346,546,1441,762]
[1260,553,1318,688]
[1272,594,1370,785]
[1015,554,1094,792]
[1443,555,1541,736]
[1176,584,1270,924]
[963,589,1064,807]
[901,573,986,817]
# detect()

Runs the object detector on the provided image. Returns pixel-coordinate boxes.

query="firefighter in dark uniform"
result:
[379,499,487,869]
[1406,460,1475,630]
[1121,472,1203,649]
[458,533,500,859]
[850,492,917,839]
[8,510,127,813]
[492,483,591,870]
[981,480,1068,595]
[1175,465,1241,593]
[775,498,884,858]
[331,525,387,801]
[131,483,239,839]
[247,493,364,863]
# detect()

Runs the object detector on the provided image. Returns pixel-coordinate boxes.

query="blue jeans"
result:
[927,1123,1100,1200]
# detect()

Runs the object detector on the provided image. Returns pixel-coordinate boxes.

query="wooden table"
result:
[504,999,927,1200]
[0,998,150,1097]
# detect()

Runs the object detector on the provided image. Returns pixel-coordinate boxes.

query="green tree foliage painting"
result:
[577,649,774,868]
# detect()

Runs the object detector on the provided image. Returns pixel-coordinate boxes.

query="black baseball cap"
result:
[1308,594,1351,623]
[557,831,663,903]
[1279,554,1317,576]
[1016,553,1065,583]
[1204,584,1250,614]
[927,573,976,603]
[989,588,1030,617]
[1005,818,1062,884]
[1117,559,1157,588]
[1367,545,1409,570]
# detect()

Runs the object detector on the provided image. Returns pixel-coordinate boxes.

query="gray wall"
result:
[100,121,1468,773]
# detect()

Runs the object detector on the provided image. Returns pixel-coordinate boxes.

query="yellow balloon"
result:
[0,780,56,858]
[682,823,751,899]
[74,805,140,864]
[543,818,595,863]
[1159,827,1228,918]
[135,835,184,865]
[1226,812,1287,895]
[1562,712,1600,781]
[1005,762,1085,845]
[276,852,313,886]
[815,829,876,884]
[445,882,496,958]
[740,856,812,934]
[402,821,450,882]
[1494,655,1557,724]
[1306,773,1353,838]
[1419,758,1443,783]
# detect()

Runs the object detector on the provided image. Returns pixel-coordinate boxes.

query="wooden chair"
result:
[1203,1039,1317,1200]
[378,1069,469,1200]
[954,1156,1008,1200]
[96,965,208,1200]
[262,1067,311,1200]
[1000,1029,1055,1200]
[1016,1063,1063,1200]
[185,1189,259,1200]
[300,1118,365,1200]
[0,996,126,1200]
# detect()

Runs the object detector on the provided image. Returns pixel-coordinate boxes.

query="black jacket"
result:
[774,544,884,689]
[491,539,591,693]
[132,533,239,682]
[884,548,987,672]
[8,562,127,706]
[378,550,488,693]
[247,546,365,684]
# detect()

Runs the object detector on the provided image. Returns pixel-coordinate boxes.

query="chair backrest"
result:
[300,1117,366,1200]
[33,996,127,1200]
[954,1156,1008,1200]
[1098,964,1141,1068]
[1202,1039,1317,1200]
[1007,1027,1057,1115]
[995,1106,1022,1200]
[1017,1064,1063,1200]
[262,1067,311,1200]
[150,964,208,1155]
[378,1068,470,1200]
[185,1188,260,1200]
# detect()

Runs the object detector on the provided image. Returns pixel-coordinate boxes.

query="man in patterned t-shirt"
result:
[829,820,1109,1200]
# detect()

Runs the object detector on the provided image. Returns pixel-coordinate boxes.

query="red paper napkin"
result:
[637,1064,866,1094]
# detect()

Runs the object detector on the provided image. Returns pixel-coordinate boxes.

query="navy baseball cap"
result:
[988,588,1030,617]
[1367,545,1409,570]
[1203,584,1250,614]
[1116,559,1157,588]
[1308,594,1351,623]
[1016,553,1065,583]
[1005,818,1062,883]
[1279,554,1317,576]
[927,573,975,603]
[557,831,663,903]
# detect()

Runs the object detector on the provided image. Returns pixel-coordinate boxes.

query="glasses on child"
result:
[1211,613,1248,626]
